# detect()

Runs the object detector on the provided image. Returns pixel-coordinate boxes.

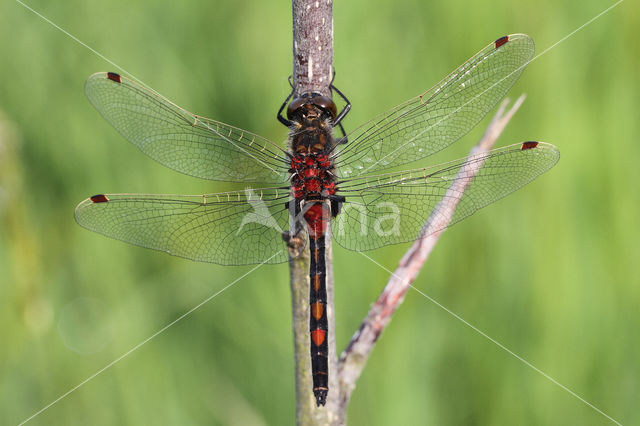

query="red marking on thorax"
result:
[290,156,303,168]
[305,179,320,193]
[521,141,539,150]
[90,194,109,203]
[316,155,330,168]
[311,329,326,346]
[290,153,337,199]
[323,181,335,195]
[304,168,319,178]
[494,35,509,48]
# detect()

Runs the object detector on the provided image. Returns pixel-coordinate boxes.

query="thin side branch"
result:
[336,95,528,408]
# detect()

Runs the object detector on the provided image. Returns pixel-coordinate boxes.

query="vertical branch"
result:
[289,1,339,424]
[288,241,316,420]
[292,0,334,97]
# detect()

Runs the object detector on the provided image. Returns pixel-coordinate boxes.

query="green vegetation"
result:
[1,0,637,424]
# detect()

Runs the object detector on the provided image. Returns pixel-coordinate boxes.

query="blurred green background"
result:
[1,0,637,424]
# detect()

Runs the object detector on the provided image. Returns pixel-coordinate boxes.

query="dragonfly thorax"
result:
[288,93,339,201]
[290,153,336,200]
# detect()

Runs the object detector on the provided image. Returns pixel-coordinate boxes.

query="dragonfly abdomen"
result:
[305,203,330,406]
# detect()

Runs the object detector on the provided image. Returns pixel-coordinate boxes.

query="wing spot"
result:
[521,141,539,150]
[494,35,509,48]
[90,194,109,203]
[106,72,121,83]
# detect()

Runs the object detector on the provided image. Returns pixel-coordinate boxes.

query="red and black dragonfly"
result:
[75,34,559,406]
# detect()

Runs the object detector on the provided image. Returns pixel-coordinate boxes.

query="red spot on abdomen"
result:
[521,141,539,150]
[313,274,321,291]
[304,203,328,238]
[311,301,324,320]
[90,194,109,203]
[494,35,509,48]
[106,72,121,83]
[311,329,326,346]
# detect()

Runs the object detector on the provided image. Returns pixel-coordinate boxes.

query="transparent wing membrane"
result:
[335,34,535,177]
[85,73,289,183]
[332,142,559,251]
[78,34,559,266]
[75,188,291,265]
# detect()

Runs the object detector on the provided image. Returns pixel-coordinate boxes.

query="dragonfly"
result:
[75,34,559,406]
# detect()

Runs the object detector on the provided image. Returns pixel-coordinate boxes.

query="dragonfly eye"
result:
[287,93,337,121]
[286,97,307,120]
[311,95,337,120]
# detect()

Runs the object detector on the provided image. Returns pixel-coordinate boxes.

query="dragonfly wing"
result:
[75,187,291,265]
[85,72,289,183]
[333,142,559,251]
[335,34,535,177]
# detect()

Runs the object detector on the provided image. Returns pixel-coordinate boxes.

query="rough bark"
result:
[292,0,334,97]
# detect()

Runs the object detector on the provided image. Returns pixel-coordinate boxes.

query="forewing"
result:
[333,142,559,251]
[75,188,291,265]
[85,72,288,183]
[335,34,535,177]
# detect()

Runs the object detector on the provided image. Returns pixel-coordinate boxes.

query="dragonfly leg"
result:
[330,83,351,127]
[336,121,348,144]
[329,195,345,217]
[278,79,295,127]
[330,83,351,144]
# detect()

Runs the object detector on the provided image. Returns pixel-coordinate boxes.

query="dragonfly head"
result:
[287,92,337,125]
